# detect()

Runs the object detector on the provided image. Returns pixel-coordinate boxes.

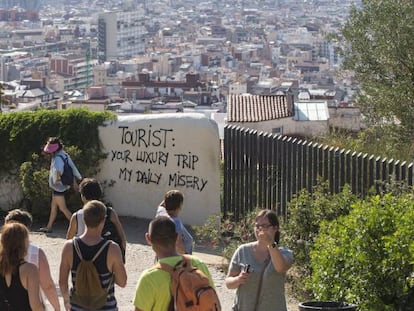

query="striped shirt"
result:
[70,238,116,311]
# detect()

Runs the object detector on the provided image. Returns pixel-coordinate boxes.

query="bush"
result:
[283,181,358,299]
[0,109,115,220]
[311,192,414,310]
[194,210,259,265]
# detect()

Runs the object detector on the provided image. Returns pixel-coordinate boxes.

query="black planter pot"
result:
[299,301,357,311]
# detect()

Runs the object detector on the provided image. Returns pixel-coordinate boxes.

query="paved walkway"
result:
[30,216,235,311]
[30,216,298,310]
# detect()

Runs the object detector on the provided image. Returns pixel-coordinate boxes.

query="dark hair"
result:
[149,216,177,248]
[79,178,102,200]
[256,209,280,243]
[46,136,63,151]
[163,190,184,211]
[4,209,33,228]
[83,200,106,228]
[0,222,28,275]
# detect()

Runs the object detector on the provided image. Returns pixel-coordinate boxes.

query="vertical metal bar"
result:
[356,152,363,194]
[339,149,346,191]
[223,125,231,217]
[351,152,357,194]
[408,163,413,186]
[345,150,352,186]
[285,137,293,217]
[312,143,319,188]
[280,136,288,216]
[368,155,375,193]
[257,132,265,210]
[333,147,340,193]
[307,141,313,192]
[290,139,299,202]
[328,146,335,193]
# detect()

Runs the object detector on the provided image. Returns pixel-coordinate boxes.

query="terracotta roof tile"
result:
[227,94,292,122]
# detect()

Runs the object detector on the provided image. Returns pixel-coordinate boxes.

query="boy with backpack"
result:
[59,200,127,311]
[133,216,221,311]
[66,178,127,261]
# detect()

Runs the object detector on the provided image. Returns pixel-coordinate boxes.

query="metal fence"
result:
[223,125,414,220]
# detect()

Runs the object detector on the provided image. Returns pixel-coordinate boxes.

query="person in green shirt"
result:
[133,216,214,311]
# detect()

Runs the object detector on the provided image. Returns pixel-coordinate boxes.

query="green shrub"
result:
[194,210,259,265]
[283,181,358,299]
[311,192,414,310]
[0,109,115,220]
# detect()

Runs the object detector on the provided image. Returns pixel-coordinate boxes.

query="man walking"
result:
[59,200,127,311]
[133,216,215,311]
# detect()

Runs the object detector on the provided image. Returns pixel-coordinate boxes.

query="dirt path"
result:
[30,216,298,310]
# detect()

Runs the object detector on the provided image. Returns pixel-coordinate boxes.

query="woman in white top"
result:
[5,209,60,311]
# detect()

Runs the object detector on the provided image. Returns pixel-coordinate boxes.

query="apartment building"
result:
[49,53,98,91]
[98,10,146,62]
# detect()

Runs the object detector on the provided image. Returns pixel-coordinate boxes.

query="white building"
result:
[98,10,146,62]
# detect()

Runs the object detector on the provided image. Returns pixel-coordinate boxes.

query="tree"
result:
[338,1,414,138]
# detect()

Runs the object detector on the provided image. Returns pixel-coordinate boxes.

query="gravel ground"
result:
[30,216,298,311]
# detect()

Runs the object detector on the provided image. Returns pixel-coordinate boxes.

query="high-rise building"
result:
[98,10,146,62]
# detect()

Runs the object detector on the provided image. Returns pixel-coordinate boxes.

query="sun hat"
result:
[43,141,60,153]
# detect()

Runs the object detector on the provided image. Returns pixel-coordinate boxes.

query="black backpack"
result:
[57,154,74,186]
[102,207,125,262]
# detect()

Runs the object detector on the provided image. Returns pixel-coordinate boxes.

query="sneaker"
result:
[38,227,53,233]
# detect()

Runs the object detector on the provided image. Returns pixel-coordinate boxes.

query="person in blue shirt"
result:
[40,137,82,233]
[155,190,194,254]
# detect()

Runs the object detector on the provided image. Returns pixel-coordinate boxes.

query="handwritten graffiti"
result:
[136,150,169,166]
[168,172,208,192]
[119,167,162,185]
[111,150,133,163]
[119,167,133,182]
[136,169,162,185]
[174,153,199,170]
[113,124,210,192]
[119,125,174,148]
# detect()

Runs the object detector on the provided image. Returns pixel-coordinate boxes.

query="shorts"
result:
[52,190,66,196]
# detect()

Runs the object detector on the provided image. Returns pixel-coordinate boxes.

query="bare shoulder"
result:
[38,247,48,262]
[108,240,121,252]
[61,239,74,255]
[20,261,38,275]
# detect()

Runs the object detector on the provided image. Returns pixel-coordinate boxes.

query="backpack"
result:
[102,207,125,262]
[71,238,112,310]
[57,154,74,186]
[158,255,221,311]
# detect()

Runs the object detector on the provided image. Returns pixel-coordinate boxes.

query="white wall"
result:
[97,113,220,225]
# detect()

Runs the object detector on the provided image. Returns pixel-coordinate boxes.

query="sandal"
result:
[39,227,53,233]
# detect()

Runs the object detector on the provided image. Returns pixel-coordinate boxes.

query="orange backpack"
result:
[158,255,221,311]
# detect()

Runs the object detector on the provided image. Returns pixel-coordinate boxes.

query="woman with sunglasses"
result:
[225,209,293,311]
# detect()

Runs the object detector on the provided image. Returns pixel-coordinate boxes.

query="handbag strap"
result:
[253,257,270,311]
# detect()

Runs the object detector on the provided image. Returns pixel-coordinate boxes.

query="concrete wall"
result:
[229,118,329,138]
[328,107,363,132]
[97,113,220,225]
